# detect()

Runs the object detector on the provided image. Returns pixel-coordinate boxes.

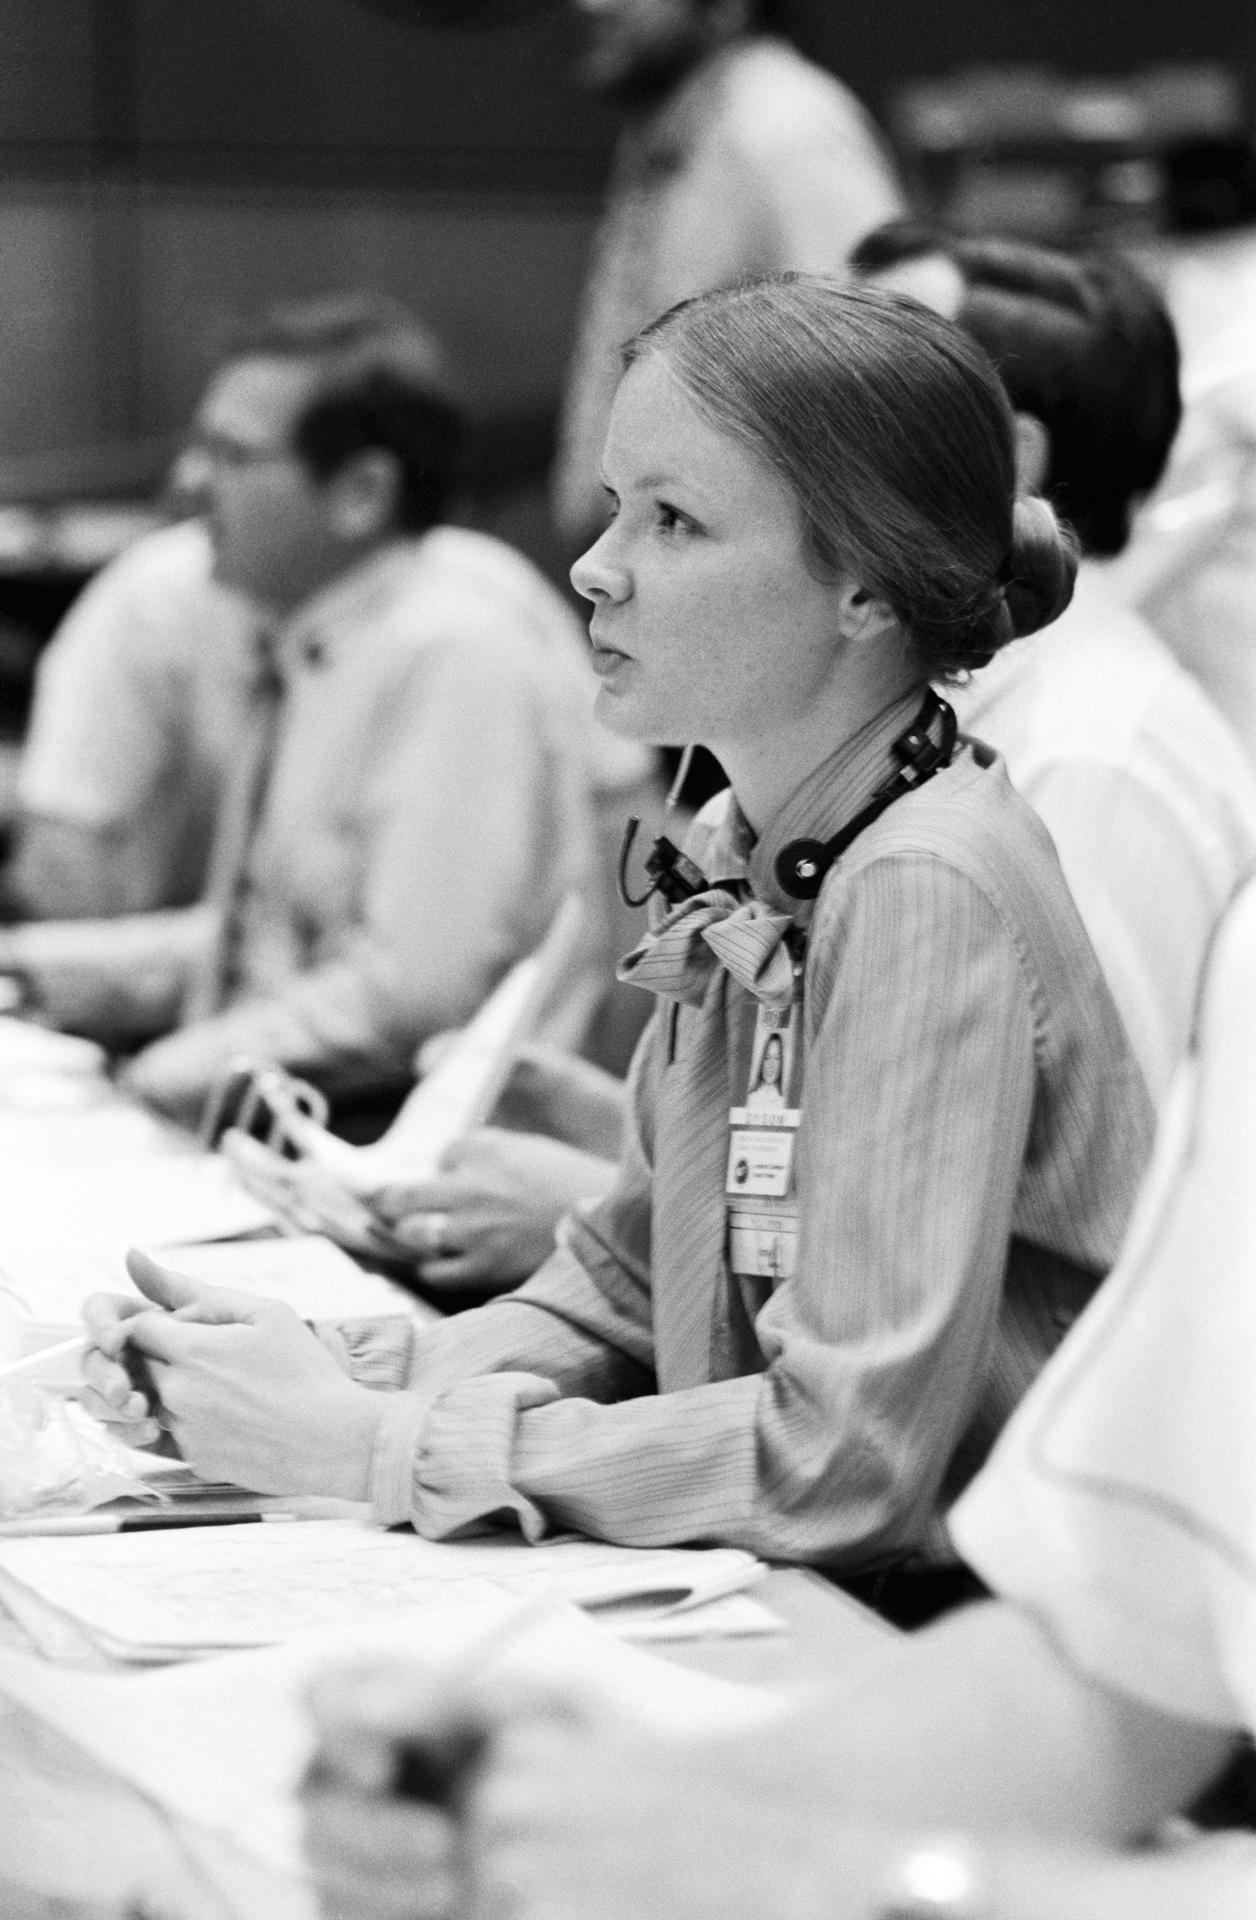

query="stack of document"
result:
[0,1516,779,1662]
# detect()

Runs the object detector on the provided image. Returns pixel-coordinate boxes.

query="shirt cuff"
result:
[369,1392,431,1526]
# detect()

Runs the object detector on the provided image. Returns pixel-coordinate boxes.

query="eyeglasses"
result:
[183,433,297,470]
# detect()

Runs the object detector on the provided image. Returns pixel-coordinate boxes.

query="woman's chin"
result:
[593,679,646,738]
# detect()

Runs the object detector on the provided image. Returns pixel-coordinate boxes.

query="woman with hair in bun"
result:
[81,279,1153,1601]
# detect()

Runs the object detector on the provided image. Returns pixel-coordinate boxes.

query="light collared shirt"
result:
[1121,231,1256,768]
[951,562,1256,1109]
[10,528,608,1099]
[14,520,258,916]
[552,35,904,545]
[335,694,1153,1569]
[953,876,1256,1735]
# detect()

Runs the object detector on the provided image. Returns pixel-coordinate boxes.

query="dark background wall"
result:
[0,0,1248,492]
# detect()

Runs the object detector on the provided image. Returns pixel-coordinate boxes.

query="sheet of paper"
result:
[0,1518,764,1657]
[0,1599,780,1876]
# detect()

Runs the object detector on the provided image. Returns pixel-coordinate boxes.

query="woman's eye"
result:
[655,502,694,535]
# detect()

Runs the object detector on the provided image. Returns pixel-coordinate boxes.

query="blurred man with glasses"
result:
[0,293,605,1124]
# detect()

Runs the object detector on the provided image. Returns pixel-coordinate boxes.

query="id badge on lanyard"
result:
[726,995,802,1283]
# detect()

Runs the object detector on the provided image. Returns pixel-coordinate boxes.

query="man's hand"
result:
[303,1660,474,1920]
[302,1656,591,1920]
[221,1129,404,1260]
[121,1025,226,1125]
[81,1248,385,1498]
[471,1713,917,1920]
[373,1128,616,1289]
[303,1663,874,1920]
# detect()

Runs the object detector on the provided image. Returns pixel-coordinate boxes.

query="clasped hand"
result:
[79,1248,386,1499]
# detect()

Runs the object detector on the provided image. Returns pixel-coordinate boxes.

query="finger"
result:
[78,1380,163,1444]
[221,1128,291,1177]
[435,1129,486,1174]
[82,1289,149,1354]
[220,1133,304,1213]
[372,1180,465,1227]
[125,1248,212,1313]
[118,1308,213,1366]
[129,1249,280,1330]
[414,1030,460,1078]
[221,1131,308,1203]
[81,1345,151,1418]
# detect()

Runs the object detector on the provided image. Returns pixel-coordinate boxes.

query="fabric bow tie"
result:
[618,886,799,1012]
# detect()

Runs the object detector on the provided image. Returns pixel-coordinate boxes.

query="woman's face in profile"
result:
[571,353,856,757]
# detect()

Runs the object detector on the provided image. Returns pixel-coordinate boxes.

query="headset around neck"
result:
[618,689,959,912]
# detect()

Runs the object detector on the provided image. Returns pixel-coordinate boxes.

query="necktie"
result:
[181,629,284,1024]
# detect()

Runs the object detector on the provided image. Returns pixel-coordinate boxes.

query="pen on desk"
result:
[0,1505,303,1537]
[0,1334,86,1383]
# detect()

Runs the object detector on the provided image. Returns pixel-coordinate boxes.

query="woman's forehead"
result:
[604,355,795,511]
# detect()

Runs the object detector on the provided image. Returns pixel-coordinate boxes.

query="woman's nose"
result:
[571,524,629,604]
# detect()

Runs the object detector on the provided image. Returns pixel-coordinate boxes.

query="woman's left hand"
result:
[90,1249,387,1498]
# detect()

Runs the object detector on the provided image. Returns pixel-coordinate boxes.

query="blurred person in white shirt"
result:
[554,0,904,554]
[855,223,1256,1107]
[0,293,611,1124]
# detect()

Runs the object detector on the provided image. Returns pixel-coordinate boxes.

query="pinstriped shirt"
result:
[349,692,1155,1569]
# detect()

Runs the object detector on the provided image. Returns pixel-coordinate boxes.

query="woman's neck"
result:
[715,660,922,835]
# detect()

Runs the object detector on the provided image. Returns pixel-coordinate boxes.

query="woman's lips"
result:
[589,642,630,677]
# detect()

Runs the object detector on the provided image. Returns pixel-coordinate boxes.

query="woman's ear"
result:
[1013,412,1051,496]
[838,577,897,648]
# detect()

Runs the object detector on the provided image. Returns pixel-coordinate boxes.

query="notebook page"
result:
[0,1520,764,1656]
